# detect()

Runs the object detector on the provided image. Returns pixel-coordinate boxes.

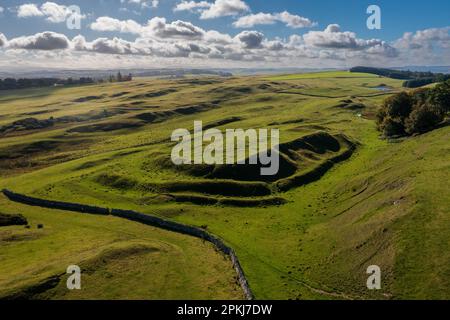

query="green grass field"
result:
[0,71,448,299]
[0,197,243,300]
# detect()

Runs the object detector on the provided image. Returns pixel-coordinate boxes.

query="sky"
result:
[0,0,449,70]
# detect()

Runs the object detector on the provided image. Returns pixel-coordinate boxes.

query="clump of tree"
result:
[108,72,133,83]
[377,80,450,137]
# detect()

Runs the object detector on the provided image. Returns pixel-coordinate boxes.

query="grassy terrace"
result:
[0,71,448,299]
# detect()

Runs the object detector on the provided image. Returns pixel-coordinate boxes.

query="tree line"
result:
[350,66,450,88]
[0,77,94,90]
[0,72,133,91]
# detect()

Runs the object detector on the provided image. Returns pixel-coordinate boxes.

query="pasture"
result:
[0,71,448,299]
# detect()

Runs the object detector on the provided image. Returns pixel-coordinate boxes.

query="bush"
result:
[405,105,443,135]
[383,92,412,118]
[410,88,431,106]
[379,117,405,137]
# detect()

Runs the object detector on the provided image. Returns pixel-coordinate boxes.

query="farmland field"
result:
[0,71,449,300]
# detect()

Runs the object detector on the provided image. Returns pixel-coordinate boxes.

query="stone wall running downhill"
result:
[1,189,254,300]
[2,189,109,215]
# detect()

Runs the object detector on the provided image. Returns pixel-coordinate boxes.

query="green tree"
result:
[405,104,443,134]
[410,88,431,106]
[379,117,405,137]
[429,80,450,115]
[383,91,412,119]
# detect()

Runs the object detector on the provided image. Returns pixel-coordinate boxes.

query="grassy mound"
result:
[68,121,143,133]
[154,131,355,186]
[129,88,177,100]
[72,95,107,103]
[134,103,218,125]
[333,100,366,111]
[143,180,272,197]
[120,132,357,205]
[94,174,279,206]
[163,193,286,207]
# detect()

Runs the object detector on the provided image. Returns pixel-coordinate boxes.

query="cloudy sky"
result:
[0,0,449,70]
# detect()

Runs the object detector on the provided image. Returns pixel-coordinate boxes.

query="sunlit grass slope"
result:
[0,196,243,300]
[0,71,448,299]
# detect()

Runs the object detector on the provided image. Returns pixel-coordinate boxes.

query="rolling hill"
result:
[0,71,448,299]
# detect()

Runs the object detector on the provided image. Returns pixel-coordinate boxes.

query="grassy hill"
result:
[0,71,448,299]
[0,197,243,300]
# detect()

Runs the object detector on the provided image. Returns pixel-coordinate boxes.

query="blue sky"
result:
[0,0,449,69]
[1,0,450,40]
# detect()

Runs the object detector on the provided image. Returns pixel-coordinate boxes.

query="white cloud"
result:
[91,17,143,34]
[17,2,85,23]
[122,0,159,9]
[204,30,233,44]
[263,39,286,51]
[235,30,264,49]
[303,24,387,50]
[90,37,137,55]
[233,13,275,27]
[91,16,206,40]
[174,1,212,12]
[175,1,314,29]
[394,27,450,50]
[8,31,70,50]
[41,2,70,23]
[277,11,316,29]
[200,0,249,19]
[73,35,209,58]
[0,33,7,47]
[71,34,87,51]
[304,24,359,49]
[17,4,44,18]
[366,43,398,58]
[73,34,147,55]
[146,17,206,39]
[234,11,316,29]
[173,0,250,19]
[3,12,449,69]
[0,6,4,13]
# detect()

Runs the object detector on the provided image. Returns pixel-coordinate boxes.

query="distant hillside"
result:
[0,68,232,80]
[350,66,450,88]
